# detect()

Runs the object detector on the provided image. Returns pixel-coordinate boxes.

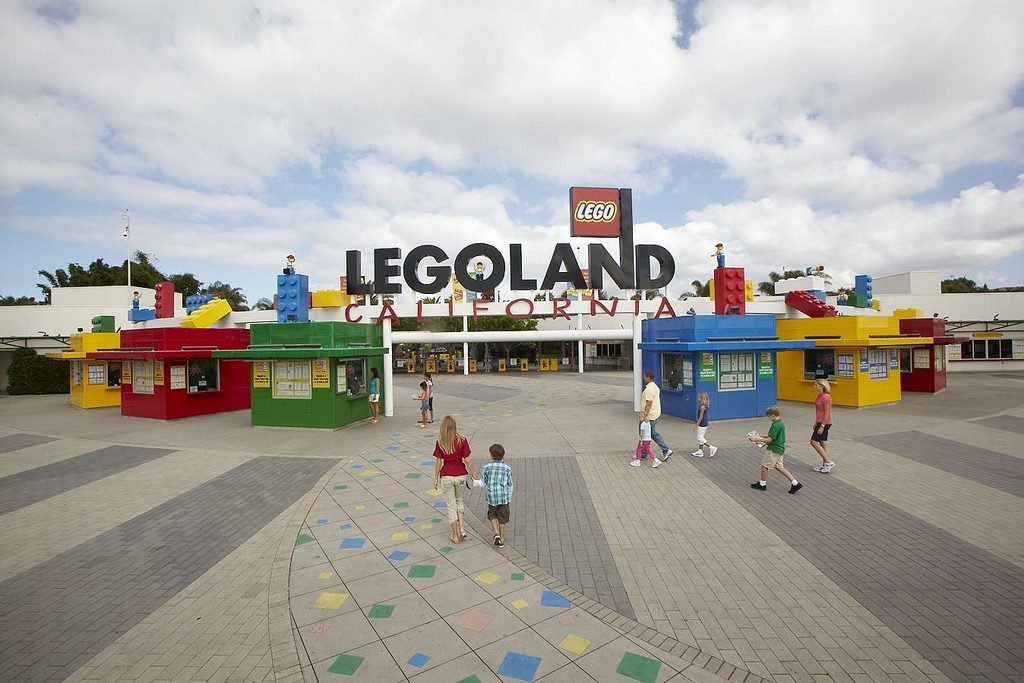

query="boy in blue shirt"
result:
[482,444,513,548]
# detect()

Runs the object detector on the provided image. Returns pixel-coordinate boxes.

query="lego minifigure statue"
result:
[837,288,847,306]
[132,291,141,309]
[712,243,725,268]
[283,254,296,275]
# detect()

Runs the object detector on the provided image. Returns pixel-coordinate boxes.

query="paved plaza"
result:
[0,370,1022,682]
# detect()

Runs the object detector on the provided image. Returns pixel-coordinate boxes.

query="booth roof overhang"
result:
[638,339,817,352]
[212,346,390,361]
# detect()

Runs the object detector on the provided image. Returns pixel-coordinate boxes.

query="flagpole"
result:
[123,209,131,307]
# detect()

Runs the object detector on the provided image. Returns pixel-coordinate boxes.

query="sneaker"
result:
[496,536,505,548]
[652,458,663,468]
[708,445,718,458]
[750,482,766,491]
[789,482,803,494]
[494,535,501,546]
[690,450,704,458]
[812,465,825,473]
[663,449,674,460]
[822,462,836,473]
[629,459,642,467]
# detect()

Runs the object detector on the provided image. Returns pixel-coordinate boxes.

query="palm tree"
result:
[691,279,711,297]
[254,297,274,311]
[205,281,249,311]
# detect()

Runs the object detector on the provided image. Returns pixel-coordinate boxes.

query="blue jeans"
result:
[649,418,670,456]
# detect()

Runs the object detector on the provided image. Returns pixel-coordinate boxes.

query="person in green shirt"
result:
[747,406,802,494]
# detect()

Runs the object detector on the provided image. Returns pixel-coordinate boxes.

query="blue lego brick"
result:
[185,294,213,314]
[128,308,156,322]
[808,290,826,302]
[855,274,873,300]
[277,273,310,323]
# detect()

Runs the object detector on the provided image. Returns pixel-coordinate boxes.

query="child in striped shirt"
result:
[482,444,513,548]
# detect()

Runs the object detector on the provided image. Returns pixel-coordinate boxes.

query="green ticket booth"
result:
[214,321,387,428]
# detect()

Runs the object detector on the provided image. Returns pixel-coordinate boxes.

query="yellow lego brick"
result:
[745,280,754,301]
[311,289,349,307]
[708,279,714,300]
[70,332,120,354]
[892,308,923,319]
[180,298,231,328]
[871,298,881,311]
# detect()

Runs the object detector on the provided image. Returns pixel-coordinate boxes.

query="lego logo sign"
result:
[570,187,622,237]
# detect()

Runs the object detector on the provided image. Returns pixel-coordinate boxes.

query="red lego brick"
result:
[714,267,746,315]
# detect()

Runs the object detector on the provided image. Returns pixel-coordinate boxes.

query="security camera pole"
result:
[122,209,131,308]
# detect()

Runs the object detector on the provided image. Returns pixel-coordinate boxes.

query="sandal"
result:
[449,534,461,544]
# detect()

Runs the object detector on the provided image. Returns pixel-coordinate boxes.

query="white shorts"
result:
[695,425,708,445]
[369,393,380,404]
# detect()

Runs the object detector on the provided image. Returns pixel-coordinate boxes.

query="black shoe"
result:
[750,482,766,491]
[789,482,803,494]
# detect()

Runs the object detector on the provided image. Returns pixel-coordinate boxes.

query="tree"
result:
[941,277,987,293]
[690,279,711,297]
[1,295,38,305]
[205,281,249,311]
[254,297,274,311]
[168,272,203,298]
[630,289,663,300]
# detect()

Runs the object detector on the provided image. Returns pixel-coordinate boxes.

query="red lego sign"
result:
[570,187,622,238]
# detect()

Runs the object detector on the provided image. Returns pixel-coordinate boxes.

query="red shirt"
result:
[433,437,471,477]
[815,393,832,424]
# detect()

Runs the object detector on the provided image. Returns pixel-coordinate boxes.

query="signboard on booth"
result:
[122,361,132,385]
[498,359,506,372]
[551,358,559,372]
[520,359,528,372]
[757,352,773,378]
[154,364,165,386]
[859,349,869,374]
[253,361,270,388]
[312,358,330,388]
[426,359,437,373]
[539,358,550,372]
[469,359,477,373]
[699,352,716,382]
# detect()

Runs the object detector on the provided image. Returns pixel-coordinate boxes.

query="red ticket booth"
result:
[897,318,966,393]
[90,327,251,419]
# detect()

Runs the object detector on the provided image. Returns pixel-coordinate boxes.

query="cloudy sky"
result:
[2,0,1022,306]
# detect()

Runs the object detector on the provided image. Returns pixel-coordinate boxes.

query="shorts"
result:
[369,393,379,404]
[811,423,831,442]
[695,425,708,445]
[428,396,434,410]
[761,451,784,469]
[487,503,510,524]
[420,401,429,411]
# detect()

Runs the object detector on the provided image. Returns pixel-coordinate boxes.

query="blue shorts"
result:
[420,401,430,411]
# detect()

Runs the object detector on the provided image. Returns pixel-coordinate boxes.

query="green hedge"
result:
[7,348,70,395]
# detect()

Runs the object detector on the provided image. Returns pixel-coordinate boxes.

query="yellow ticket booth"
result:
[519,358,529,372]
[776,316,927,407]
[46,332,123,409]
[469,359,477,373]
[498,359,506,372]
[539,358,550,372]
[425,358,437,373]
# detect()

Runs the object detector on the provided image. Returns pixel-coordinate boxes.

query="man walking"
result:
[640,370,674,463]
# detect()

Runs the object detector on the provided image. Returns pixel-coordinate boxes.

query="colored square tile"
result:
[405,472,424,479]
[421,524,434,530]
[339,523,352,530]
[433,501,448,508]
[476,571,500,585]
[407,653,430,668]
[454,609,494,633]
[354,505,366,511]
[540,590,571,608]
[511,573,525,581]
[388,550,411,562]
[440,545,453,553]
[312,592,349,610]
[333,484,348,490]
[420,460,434,466]
[351,464,364,469]
[511,599,529,610]
[427,489,443,497]
[559,634,591,656]
[403,516,416,522]
[372,458,384,463]
[368,603,395,619]
[559,614,577,626]
[390,532,410,541]
[340,537,366,549]
[393,501,410,509]
[407,564,437,579]
[616,652,661,683]
[295,534,315,547]
[457,676,482,683]
[497,652,542,681]
[317,571,334,580]
[316,518,329,525]
[327,654,364,675]
[358,470,378,477]
[431,518,442,523]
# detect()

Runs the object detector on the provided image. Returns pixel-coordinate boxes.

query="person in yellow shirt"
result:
[639,370,674,462]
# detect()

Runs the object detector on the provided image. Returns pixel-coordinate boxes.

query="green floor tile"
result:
[431,517,442,523]
[333,484,348,490]
[440,546,454,553]
[407,564,437,578]
[368,603,395,619]
[295,534,315,546]
[404,472,424,479]
[616,652,661,683]
[393,502,410,509]
[372,458,384,463]
[328,654,364,675]
[457,676,482,683]
[511,572,525,581]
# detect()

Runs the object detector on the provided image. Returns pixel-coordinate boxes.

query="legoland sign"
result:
[343,188,675,297]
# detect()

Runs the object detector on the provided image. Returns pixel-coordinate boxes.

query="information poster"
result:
[312,358,330,388]
[122,361,132,385]
[153,364,164,386]
[253,361,270,388]
[335,363,347,393]
[859,350,868,374]
[890,351,899,369]
[756,352,773,378]
[170,365,186,390]
[699,352,716,382]
[87,363,104,385]
[838,353,855,378]
[913,348,931,369]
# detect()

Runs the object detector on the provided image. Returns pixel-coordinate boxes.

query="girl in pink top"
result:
[432,416,478,543]
[811,379,835,473]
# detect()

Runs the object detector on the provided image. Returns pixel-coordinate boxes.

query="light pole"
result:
[122,209,131,307]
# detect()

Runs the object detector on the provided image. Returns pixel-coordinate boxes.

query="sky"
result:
[1,0,1023,307]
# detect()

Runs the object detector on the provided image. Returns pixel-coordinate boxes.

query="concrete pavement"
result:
[0,369,1022,681]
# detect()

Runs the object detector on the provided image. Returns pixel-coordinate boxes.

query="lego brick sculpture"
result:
[784,290,837,318]
[154,281,175,319]
[713,267,746,315]
[277,273,310,323]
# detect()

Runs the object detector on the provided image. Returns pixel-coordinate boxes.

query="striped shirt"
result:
[482,460,513,506]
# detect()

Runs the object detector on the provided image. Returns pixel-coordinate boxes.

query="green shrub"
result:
[7,348,70,395]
